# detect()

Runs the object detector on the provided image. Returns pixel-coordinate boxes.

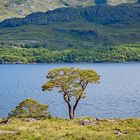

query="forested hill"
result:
[0,3,140,27]
[0,3,140,63]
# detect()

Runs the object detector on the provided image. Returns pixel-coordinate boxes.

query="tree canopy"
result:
[1,44,140,64]
[42,68,100,119]
[8,98,50,119]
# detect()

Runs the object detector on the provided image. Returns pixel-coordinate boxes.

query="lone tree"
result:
[42,68,100,119]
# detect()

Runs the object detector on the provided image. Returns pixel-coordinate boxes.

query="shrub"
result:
[8,98,51,119]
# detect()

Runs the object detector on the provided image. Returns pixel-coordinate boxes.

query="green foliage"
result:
[42,68,100,119]
[42,68,100,94]
[8,98,50,119]
[0,44,140,63]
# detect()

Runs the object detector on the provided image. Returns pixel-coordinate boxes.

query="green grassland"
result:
[0,117,140,140]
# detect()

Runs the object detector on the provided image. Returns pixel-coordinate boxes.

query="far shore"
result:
[0,61,140,65]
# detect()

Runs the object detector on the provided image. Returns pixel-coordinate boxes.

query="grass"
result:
[0,117,140,140]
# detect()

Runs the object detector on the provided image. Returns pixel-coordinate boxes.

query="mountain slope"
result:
[0,0,138,21]
[0,3,140,63]
[0,3,140,49]
[1,3,140,27]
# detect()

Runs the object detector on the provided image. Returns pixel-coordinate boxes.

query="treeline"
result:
[0,44,140,63]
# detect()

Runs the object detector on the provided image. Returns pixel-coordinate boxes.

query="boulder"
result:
[113,129,125,135]
[22,118,37,123]
[80,119,98,126]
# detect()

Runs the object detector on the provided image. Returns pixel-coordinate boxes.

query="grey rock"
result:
[80,119,98,126]
[96,118,102,121]
[113,129,125,135]
[22,118,37,123]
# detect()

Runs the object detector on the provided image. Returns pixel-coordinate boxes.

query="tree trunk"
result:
[72,109,75,119]
[72,94,82,119]
[64,94,82,119]
[67,102,73,119]
[63,93,73,119]
[62,87,85,119]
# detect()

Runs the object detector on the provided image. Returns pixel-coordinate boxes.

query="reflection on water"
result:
[0,63,140,118]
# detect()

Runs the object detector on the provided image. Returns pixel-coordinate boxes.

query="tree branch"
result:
[72,82,88,117]
[62,87,73,119]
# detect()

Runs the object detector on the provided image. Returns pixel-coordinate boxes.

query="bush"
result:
[8,98,51,119]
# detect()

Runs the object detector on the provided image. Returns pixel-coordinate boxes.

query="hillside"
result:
[0,117,140,140]
[0,0,138,21]
[0,3,140,46]
[0,3,140,63]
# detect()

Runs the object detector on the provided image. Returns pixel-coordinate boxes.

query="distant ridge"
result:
[0,3,140,28]
[0,0,138,21]
[0,3,140,51]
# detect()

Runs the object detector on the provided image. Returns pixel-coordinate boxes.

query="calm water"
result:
[0,63,140,118]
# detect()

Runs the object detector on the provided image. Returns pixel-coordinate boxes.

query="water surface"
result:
[0,63,140,118]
